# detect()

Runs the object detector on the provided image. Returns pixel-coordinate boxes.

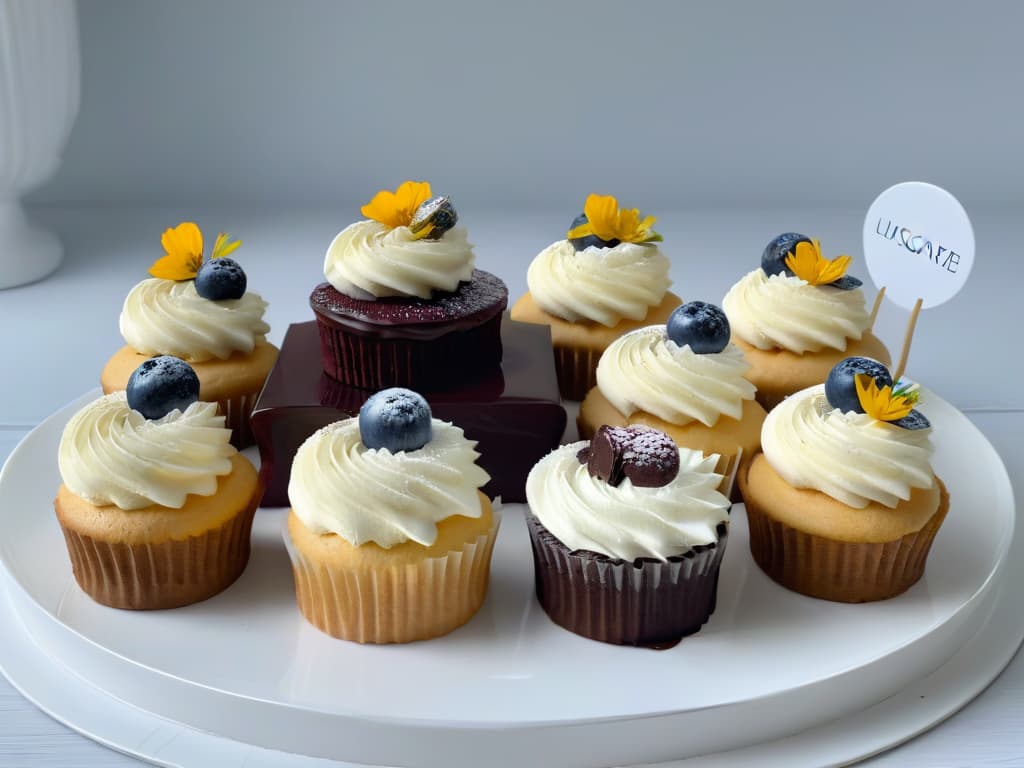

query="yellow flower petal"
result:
[151,222,204,280]
[361,181,433,229]
[211,232,242,260]
[855,374,915,422]
[149,252,201,280]
[583,194,621,241]
[786,240,852,286]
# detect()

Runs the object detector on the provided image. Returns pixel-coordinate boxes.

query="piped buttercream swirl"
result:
[526,442,729,561]
[526,239,670,326]
[58,392,236,510]
[761,384,935,508]
[596,326,757,427]
[288,418,490,548]
[120,278,270,362]
[722,268,869,353]
[324,220,475,300]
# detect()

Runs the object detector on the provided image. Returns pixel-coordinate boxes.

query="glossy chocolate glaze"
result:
[252,317,567,506]
[309,270,508,340]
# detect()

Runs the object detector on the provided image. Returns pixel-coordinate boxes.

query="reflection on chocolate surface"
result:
[252,317,566,506]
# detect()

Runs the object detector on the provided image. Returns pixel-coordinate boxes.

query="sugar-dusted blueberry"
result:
[824,356,893,413]
[195,257,247,300]
[358,388,433,452]
[126,355,200,420]
[761,232,811,277]
[568,213,620,252]
[666,301,730,354]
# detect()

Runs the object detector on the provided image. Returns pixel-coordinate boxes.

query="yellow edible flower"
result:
[855,374,916,422]
[566,193,662,244]
[361,180,433,229]
[148,222,242,280]
[785,240,852,286]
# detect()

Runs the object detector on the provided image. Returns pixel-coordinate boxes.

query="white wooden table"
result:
[1,205,1020,767]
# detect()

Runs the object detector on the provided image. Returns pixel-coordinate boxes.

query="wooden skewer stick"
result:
[868,286,886,331]
[893,297,923,382]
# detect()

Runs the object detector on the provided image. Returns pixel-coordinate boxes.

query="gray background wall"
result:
[31,0,1024,211]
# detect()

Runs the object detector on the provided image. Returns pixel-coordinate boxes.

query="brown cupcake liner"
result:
[552,345,601,402]
[313,312,504,392]
[58,496,258,610]
[526,513,728,646]
[744,478,950,603]
[285,521,500,643]
[217,390,261,449]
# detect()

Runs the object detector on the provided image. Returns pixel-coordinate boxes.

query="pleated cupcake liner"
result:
[743,477,950,603]
[526,513,728,646]
[58,496,258,610]
[312,312,504,392]
[285,518,500,644]
[552,345,600,402]
[218,390,260,449]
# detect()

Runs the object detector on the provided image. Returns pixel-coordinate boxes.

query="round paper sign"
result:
[862,182,974,310]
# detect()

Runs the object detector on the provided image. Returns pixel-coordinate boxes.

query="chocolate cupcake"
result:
[311,181,507,391]
[525,425,731,646]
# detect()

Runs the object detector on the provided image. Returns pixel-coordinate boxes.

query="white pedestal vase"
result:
[0,0,80,290]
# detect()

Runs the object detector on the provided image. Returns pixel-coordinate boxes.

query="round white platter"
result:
[0,389,1019,768]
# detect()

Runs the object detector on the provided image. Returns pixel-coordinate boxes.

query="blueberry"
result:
[666,301,731,354]
[358,388,433,452]
[891,409,931,431]
[568,213,619,252]
[824,357,893,413]
[761,232,811,277]
[409,196,458,240]
[195,257,246,301]
[126,355,200,420]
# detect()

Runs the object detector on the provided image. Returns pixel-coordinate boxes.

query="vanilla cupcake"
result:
[578,301,766,493]
[510,193,681,400]
[740,357,947,602]
[721,233,889,409]
[526,425,731,646]
[56,357,260,609]
[101,222,278,448]
[286,388,499,643]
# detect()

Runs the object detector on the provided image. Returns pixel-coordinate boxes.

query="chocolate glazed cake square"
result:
[251,316,567,506]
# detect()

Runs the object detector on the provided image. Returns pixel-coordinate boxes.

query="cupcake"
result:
[285,388,499,643]
[721,232,890,410]
[101,222,278,448]
[310,181,507,391]
[740,357,947,603]
[578,301,766,493]
[526,425,731,646]
[510,193,681,400]
[55,357,261,610]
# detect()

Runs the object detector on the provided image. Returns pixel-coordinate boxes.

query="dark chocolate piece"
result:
[251,316,566,506]
[586,425,680,488]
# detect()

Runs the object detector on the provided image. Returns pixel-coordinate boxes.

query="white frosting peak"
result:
[761,385,935,508]
[58,392,236,510]
[526,239,670,326]
[722,268,869,353]
[288,418,490,548]
[324,220,475,300]
[120,278,270,362]
[596,326,757,427]
[527,442,729,561]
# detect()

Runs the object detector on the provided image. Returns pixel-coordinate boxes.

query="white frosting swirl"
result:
[58,392,236,510]
[288,418,490,548]
[324,220,475,299]
[527,441,729,561]
[761,384,934,508]
[120,278,270,362]
[596,326,757,427]
[722,269,870,353]
[526,239,670,326]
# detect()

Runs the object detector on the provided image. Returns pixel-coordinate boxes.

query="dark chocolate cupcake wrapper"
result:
[313,310,504,391]
[552,345,600,402]
[526,513,728,646]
